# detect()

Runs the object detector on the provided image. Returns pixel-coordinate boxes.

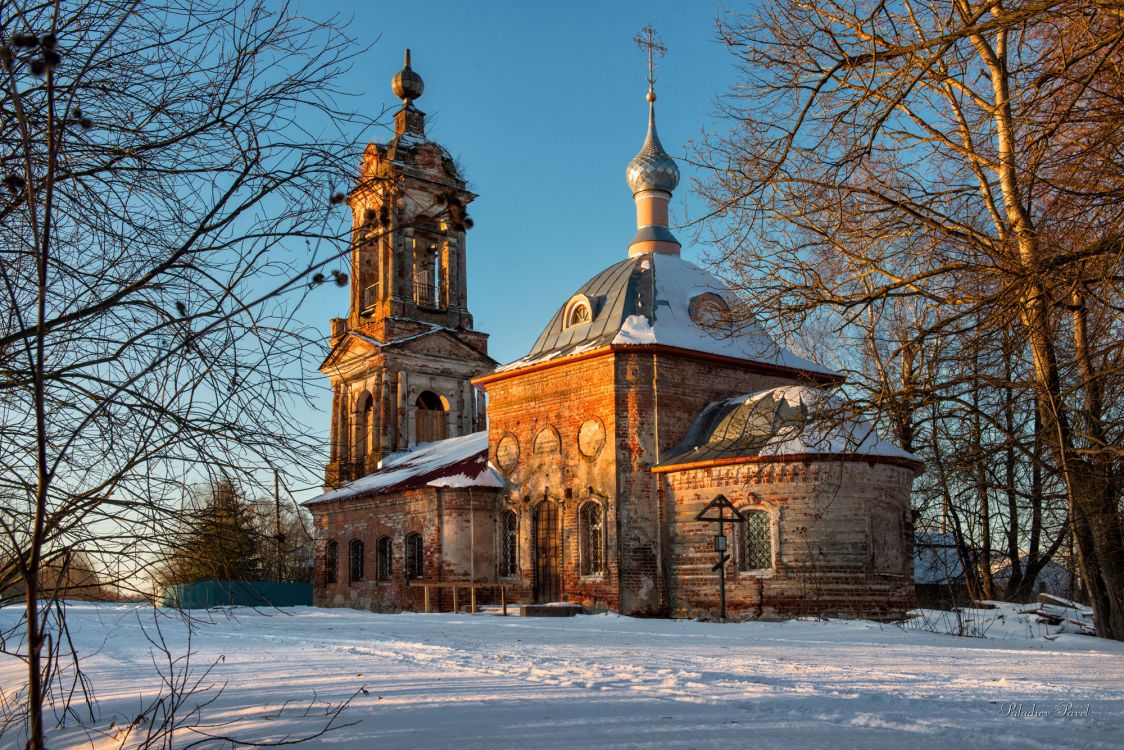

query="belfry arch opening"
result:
[355,391,373,466]
[415,390,448,444]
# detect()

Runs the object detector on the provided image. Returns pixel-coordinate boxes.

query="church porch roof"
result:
[304,431,503,506]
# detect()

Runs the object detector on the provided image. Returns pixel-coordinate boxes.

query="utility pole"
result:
[274,469,283,582]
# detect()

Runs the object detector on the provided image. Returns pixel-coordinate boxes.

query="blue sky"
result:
[284,0,744,495]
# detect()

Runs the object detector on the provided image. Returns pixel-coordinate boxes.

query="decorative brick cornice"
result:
[473,343,844,387]
[652,452,923,475]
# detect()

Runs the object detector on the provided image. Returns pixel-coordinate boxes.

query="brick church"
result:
[304,51,920,619]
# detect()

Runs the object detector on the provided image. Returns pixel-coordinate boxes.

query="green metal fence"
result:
[159,580,312,609]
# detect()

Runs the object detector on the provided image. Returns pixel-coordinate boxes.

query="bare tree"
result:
[696,0,1124,636]
[250,491,314,584]
[0,1,380,746]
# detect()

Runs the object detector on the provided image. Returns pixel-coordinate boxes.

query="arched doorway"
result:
[533,501,561,603]
[415,390,447,444]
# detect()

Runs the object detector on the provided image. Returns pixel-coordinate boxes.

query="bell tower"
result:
[322,51,493,489]
[345,49,480,343]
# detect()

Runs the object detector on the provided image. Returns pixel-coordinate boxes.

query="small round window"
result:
[689,293,730,329]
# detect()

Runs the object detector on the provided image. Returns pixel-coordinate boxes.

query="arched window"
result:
[740,510,772,571]
[415,391,447,444]
[579,502,604,576]
[349,539,364,583]
[499,510,518,578]
[324,540,339,584]
[355,391,373,466]
[562,294,596,330]
[405,533,423,580]
[688,292,731,329]
[376,536,393,581]
[566,301,591,327]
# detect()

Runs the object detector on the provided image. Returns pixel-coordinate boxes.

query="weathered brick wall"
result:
[484,353,621,611]
[310,486,503,612]
[481,348,828,616]
[611,350,823,616]
[664,460,916,620]
[613,352,662,615]
[648,353,808,454]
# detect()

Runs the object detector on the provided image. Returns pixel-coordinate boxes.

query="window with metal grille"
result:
[500,510,518,578]
[324,540,338,584]
[405,533,423,580]
[740,510,772,571]
[376,536,392,581]
[348,539,364,583]
[579,502,604,576]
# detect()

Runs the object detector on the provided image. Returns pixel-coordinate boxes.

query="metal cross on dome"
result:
[634,23,666,90]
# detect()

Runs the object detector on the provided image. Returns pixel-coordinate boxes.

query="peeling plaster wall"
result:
[310,486,504,613]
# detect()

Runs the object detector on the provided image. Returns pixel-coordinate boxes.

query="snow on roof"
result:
[992,555,1073,596]
[914,532,967,585]
[497,253,835,377]
[659,384,919,468]
[303,431,503,506]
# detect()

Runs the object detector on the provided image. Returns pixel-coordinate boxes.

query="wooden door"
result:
[533,502,561,603]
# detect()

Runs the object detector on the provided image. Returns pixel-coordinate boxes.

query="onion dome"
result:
[391,49,424,104]
[626,91,680,195]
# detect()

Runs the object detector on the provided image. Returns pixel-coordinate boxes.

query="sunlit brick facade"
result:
[306,52,918,620]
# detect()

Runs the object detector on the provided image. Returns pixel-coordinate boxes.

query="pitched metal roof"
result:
[658,385,919,469]
[303,432,503,506]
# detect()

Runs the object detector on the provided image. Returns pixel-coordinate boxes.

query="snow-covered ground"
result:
[2,603,1122,749]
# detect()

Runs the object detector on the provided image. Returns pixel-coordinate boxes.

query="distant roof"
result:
[303,432,503,506]
[914,532,967,585]
[992,556,1073,596]
[657,385,919,469]
[496,253,835,377]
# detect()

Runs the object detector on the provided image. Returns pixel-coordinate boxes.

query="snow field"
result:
[1,603,1121,749]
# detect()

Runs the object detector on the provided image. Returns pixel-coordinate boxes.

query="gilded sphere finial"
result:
[392,48,424,104]
[646,89,656,103]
